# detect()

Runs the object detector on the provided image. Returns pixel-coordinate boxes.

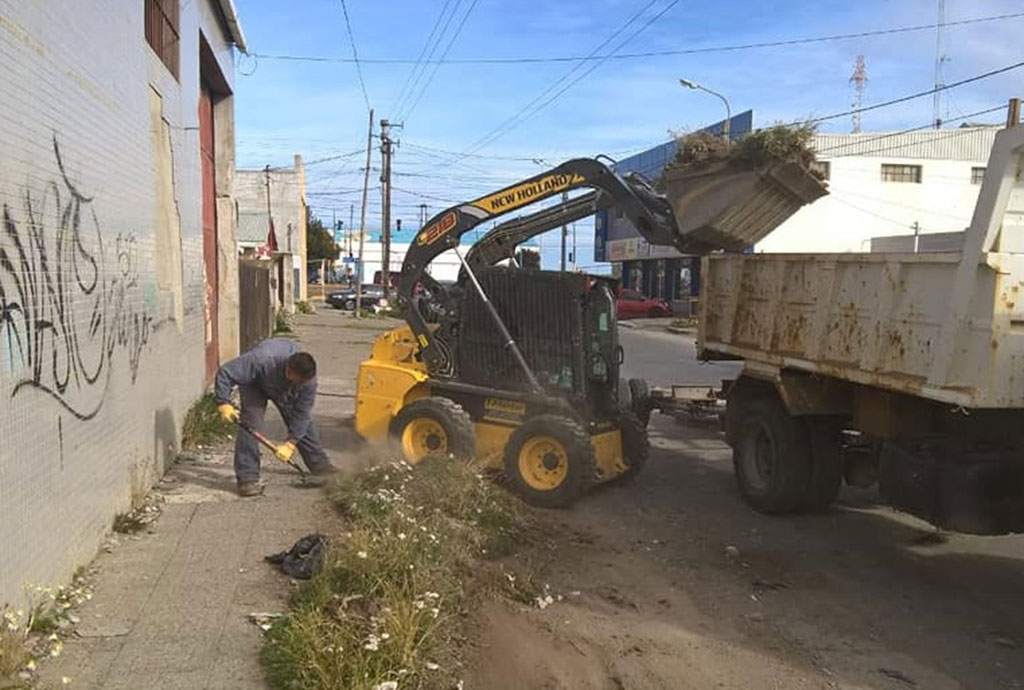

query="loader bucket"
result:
[661,159,828,253]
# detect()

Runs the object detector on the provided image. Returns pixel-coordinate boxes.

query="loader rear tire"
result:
[628,378,653,427]
[732,395,812,515]
[390,398,475,464]
[504,415,595,509]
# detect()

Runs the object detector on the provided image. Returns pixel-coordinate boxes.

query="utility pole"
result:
[911,221,921,253]
[380,118,396,301]
[263,164,275,251]
[356,108,374,316]
[560,191,568,272]
[349,204,355,254]
[571,222,577,270]
[419,203,428,228]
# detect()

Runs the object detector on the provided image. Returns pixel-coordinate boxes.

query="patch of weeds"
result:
[274,309,294,334]
[263,458,531,690]
[0,576,93,686]
[181,393,235,450]
[113,513,146,535]
[296,300,316,315]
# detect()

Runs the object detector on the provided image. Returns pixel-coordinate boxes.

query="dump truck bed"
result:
[697,126,1024,410]
[699,251,1024,408]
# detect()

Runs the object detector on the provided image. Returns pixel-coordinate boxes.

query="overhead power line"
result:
[817,105,1005,156]
[399,0,480,123]
[800,60,1024,127]
[460,0,679,157]
[390,0,455,115]
[337,0,371,111]
[251,11,1024,66]
[393,0,461,117]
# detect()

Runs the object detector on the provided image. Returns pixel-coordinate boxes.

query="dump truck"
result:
[683,122,1024,535]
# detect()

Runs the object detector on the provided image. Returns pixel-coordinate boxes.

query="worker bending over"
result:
[215,338,337,496]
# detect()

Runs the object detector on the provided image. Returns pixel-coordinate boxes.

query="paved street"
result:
[619,322,742,386]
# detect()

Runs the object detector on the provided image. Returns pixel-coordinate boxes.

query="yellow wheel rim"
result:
[517,436,569,491]
[400,418,448,464]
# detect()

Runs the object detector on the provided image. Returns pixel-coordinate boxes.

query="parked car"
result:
[326,285,385,310]
[616,288,672,319]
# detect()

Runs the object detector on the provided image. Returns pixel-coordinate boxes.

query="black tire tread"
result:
[391,397,475,461]
[801,417,844,513]
[503,414,595,509]
[732,395,812,515]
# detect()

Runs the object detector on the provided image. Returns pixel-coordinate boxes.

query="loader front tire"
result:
[391,398,475,464]
[504,415,595,508]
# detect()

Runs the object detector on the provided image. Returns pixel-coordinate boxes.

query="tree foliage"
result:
[306,208,339,262]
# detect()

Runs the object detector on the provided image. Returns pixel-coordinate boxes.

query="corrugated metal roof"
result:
[814,127,998,162]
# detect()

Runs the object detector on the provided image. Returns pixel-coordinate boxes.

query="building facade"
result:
[0,0,244,603]
[236,156,309,303]
[756,127,997,253]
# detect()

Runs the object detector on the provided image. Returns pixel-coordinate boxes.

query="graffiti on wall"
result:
[0,136,152,420]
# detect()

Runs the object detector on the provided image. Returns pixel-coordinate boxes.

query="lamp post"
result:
[679,78,732,142]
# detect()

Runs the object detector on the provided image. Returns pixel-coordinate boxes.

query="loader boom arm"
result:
[399,158,677,371]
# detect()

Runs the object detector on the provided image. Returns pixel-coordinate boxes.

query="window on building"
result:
[810,160,831,181]
[880,164,922,183]
[145,0,180,80]
[971,166,986,184]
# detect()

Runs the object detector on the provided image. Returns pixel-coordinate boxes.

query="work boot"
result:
[307,463,340,477]
[237,480,264,497]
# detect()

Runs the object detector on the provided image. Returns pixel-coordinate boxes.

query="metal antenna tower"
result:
[933,0,948,128]
[849,55,868,133]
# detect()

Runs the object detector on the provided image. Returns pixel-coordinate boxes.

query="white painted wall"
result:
[757,131,995,253]
[0,0,239,603]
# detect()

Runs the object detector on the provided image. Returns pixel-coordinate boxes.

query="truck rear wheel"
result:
[390,398,475,464]
[733,396,812,514]
[801,417,844,513]
[503,415,595,508]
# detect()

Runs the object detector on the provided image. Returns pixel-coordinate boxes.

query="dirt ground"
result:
[466,415,1024,690]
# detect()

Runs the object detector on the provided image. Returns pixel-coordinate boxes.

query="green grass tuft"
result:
[262,458,531,690]
[181,393,235,450]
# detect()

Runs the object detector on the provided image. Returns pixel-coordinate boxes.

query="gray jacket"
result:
[214,338,317,440]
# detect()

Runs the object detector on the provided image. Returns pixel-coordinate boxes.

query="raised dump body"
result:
[698,125,1024,410]
[692,123,1024,535]
[699,250,1024,408]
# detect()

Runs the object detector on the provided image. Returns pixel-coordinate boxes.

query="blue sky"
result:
[233,0,1024,268]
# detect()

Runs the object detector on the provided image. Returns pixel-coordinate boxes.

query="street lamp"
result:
[679,78,732,142]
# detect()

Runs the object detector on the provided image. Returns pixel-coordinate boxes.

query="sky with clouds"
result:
[232,0,1024,266]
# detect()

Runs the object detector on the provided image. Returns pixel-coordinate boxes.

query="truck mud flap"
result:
[879,440,1024,535]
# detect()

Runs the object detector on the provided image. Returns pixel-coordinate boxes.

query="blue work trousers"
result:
[234,385,328,482]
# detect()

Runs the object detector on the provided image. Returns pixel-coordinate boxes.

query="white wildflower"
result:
[398,533,407,540]
[425,661,440,671]
[357,551,368,560]
[372,682,397,690]
[61,678,72,686]
[364,634,380,651]
[430,607,440,619]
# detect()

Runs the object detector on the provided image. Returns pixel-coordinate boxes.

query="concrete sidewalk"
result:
[40,310,395,690]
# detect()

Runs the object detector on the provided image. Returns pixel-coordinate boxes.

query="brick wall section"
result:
[0,1,238,603]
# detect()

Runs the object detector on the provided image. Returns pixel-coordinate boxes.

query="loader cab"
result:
[583,277,622,417]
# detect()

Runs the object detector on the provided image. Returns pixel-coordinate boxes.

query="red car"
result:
[616,289,673,319]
